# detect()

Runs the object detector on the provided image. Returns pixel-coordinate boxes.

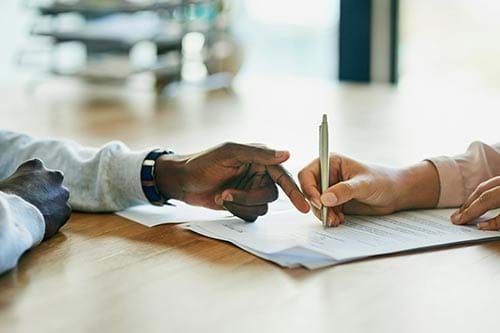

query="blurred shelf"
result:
[31,0,217,17]
[19,0,234,94]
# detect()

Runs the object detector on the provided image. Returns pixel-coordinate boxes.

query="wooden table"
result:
[1,75,499,333]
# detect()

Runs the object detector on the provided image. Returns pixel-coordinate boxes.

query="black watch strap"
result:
[141,149,174,206]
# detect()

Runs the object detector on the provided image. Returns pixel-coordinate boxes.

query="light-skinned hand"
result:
[298,154,440,227]
[451,176,500,230]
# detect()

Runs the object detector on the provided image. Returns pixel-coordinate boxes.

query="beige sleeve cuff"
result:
[426,141,500,208]
[426,156,466,208]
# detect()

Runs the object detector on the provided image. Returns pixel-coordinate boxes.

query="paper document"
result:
[185,209,500,269]
[116,198,295,227]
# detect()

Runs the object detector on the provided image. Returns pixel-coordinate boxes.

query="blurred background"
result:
[0,0,499,169]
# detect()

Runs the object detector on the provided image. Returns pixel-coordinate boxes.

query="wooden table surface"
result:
[0,75,499,333]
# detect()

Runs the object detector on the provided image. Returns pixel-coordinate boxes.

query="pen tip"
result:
[322,114,327,122]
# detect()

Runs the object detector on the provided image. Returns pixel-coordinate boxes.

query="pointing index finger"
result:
[298,161,322,209]
[267,165,310,213]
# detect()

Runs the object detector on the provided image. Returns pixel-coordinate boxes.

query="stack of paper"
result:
[184,209,500,269]
[116,198,500,270]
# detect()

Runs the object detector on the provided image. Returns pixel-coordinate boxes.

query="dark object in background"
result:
[338,0,398,84]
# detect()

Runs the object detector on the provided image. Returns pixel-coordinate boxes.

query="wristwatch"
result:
[140,149,174,206]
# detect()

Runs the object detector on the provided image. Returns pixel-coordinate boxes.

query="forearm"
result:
[395,161,440,211]
[0,191,45,275]
[0,130,150,212]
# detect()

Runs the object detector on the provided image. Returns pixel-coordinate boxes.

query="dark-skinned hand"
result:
[0,159,72,239]
[155,142,310,222]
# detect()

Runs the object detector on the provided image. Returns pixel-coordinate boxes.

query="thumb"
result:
[320,178,365,207]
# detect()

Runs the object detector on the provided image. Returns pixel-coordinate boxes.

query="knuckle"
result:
[20,158,44,170]
[61,187,70,202]
[468,189,479,201]
[478,191,493,205]
[65,203,73,217]
[486,219,498,230]
[51,170,65,183]
[245,216,258,222]
[342,182,353,195]
[477,181,487,193]
[220,142,247,156]
[30,158,44,168]
[269,187,279,202]
[222,141,238,150]
[330,154,343,168]
[468,141,484,151]
[59,214,71,229]
[274,172,286,187]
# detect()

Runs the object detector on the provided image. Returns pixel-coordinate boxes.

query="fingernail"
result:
[311,198,322,209]
[222,193,233,202]
[321,193,337,206]
[275,151,288,159]
[451,213,462,224]
[477,222,487,230]
[215,195,224,206]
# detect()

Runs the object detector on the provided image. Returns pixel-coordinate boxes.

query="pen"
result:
[319,114,330,228]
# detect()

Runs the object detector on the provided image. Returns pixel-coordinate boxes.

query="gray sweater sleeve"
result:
[0,191,45,275]
[0,130,150,212]
[0,130,155,275]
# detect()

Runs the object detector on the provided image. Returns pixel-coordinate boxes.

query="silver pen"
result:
[319,114,330,228]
